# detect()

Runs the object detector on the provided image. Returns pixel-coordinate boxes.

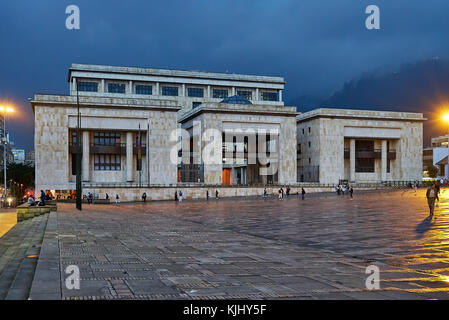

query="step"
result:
[0,214,49,300]
[5,215,49,300]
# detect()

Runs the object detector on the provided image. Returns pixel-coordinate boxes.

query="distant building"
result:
[11,148,25,164]
[424,135,449,178]
[25,150,35,166]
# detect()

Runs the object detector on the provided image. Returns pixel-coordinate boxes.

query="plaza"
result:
[2,188,449,300]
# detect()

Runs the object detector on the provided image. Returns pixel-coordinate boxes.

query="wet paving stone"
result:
[31,188,449,299]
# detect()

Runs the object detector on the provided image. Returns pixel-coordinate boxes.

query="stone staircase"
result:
[0,213,49,300]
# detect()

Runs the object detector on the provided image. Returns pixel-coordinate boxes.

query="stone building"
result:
[296,108,425,184]
[31,63,425,201]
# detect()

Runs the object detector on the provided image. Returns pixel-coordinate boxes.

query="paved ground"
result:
[0,210,17,239]
[10,188,449,299]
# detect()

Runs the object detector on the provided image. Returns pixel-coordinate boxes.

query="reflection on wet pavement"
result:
[0,211,16,238]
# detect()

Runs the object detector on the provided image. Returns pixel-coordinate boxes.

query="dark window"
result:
[135,84,152,95]
[356,140,374,151]
[71,154,76,175]
[71,132,78,144]
[261,91,278,101]
[108,83,126,94]
[193,102,202,108]
[237,90,252,100]
[187,87,204,98]
[77,81,98,92]
[308,127,311,133]
[94,154,121,171]
[213,89,228,99]
[297,144,301,155]
[93,132,121,146]
[308,158,311,164]
[162,86,178,96]
[302,128,305,134]
[387,141,391,173]
[308,141,311,148]
[356,158,375,173]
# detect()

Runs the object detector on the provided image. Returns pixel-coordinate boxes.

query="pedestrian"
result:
[142,192,147,202]
[89,192,93,204]
[40,190,46,206]
[106,193,109,200]
[115,194,120,204]
[179,190,183,202]
[414,181,418,193]
[286,186,290,196]
[278,188,282,200]
[215,189,219,200]
[175,191,178,202]
[263,188,267,198]
[206,190,209,200]
[426,183,439,220]
[301,188,306,200]
[349,186,354,199]
[281,187,284,199]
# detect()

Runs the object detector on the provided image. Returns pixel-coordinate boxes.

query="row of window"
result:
[76,81,279,100]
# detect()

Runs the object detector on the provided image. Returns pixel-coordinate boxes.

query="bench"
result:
[16,202,57,222]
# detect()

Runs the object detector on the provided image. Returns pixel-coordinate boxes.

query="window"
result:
[356,158,375,173]
[237,90,252,100]
[77,81,98,92]
[308,141,311,148]
[135,84,152,95]
[261,91,278,101]
[162,86,178,96]
[302,128,305,134]
[94,132,121,146]
[94,154,121,171]
[193,102,202,108]
[187,87,204,98]
[213,89,228,99]
[308,127,311,133]
[108,83,126,94]
[297,144,301,155]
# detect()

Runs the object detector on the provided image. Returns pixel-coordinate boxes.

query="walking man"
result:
[426,183,439,220]
[301,188,306,200]
[142,192,147,202]
[115,194,120,204]
[215,189,219,200]
[349,186,354,200]
[179,190,183,202]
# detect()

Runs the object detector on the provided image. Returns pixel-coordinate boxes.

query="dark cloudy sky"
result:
[1,0,448,151]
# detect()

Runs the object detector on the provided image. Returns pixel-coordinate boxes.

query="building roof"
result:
[220,95,252,105]
[68,63,286,84]
[296,108,426,122]
[437,156,448,166]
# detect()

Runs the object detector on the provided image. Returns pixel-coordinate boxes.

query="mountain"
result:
[291,58,449,146]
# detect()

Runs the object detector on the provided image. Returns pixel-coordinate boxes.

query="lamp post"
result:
[0,106,14,206]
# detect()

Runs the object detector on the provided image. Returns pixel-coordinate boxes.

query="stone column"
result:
[231,87,236,96]
[255,88,259,101]
[126,132,133,182]
[182,84,186,96]
[349,139,355,183]
[100,79,105,93]
[279,90,283,102]
[155,82,160,96]
[128,80,133,94]
[82,131,90,182]
[207,85,211,98]
[381,140,387,182]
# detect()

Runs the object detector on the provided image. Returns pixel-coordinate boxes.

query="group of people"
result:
[27,190,49,207]
[335,184,354,199]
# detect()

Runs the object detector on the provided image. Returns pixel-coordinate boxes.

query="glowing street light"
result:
[0,104,14,206]
[444,114,449,121]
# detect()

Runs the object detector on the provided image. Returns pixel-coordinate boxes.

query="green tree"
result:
[427,165,439,179]
[6,163,35,199]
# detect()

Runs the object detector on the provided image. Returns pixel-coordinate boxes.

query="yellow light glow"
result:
[444,114,449,121]
[0,104,14,113]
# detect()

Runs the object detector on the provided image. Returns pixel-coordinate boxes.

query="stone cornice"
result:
[296,108,426,123]
[30,94,181,112]
[179,103,299,123]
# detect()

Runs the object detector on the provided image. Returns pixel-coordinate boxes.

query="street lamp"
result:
[0,105,14,205]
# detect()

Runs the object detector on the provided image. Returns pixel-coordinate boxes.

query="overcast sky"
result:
[1,0,448,151]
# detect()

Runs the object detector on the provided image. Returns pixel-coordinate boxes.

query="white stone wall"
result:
[33,95,180,192]
[296,109,424,185]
